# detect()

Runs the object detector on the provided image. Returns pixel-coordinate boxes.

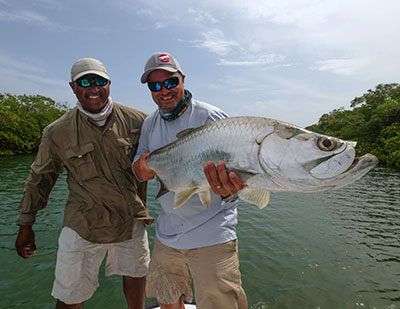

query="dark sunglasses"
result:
[75,76,109,88]
[147,77,180,92]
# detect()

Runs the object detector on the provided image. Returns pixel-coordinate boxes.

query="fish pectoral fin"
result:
[229,168,257,182]
[197,191,211,208]
[174,188,199,209]
[238,188,270,209]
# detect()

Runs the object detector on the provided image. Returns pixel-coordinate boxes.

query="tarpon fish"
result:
[147,116,378,209]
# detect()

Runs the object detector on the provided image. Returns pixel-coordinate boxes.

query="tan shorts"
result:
[146,238,248,309]
[51,220,149,305]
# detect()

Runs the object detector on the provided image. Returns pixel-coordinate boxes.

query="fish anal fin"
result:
[174,188,198,209]
[198,190,211,208]
[155,177,169,199]
[238,188,270,209]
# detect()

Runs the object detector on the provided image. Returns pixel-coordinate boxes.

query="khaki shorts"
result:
[146,238,248,309]
[51,220,149,305]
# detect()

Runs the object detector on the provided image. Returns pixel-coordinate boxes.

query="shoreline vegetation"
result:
[1,83,399,169]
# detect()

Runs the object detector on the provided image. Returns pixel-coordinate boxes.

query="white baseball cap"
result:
[71,58,109,81]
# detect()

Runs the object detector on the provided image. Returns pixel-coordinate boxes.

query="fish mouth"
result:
[345,156,360,172]
[344,153,378,174]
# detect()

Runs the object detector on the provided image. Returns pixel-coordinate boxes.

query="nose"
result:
[159,85,170,94]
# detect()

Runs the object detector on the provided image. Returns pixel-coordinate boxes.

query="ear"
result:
[69,81,75,93]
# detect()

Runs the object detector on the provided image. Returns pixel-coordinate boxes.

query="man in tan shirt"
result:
[15,58,153,308]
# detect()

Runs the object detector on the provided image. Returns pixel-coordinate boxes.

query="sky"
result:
[1,0,400,127]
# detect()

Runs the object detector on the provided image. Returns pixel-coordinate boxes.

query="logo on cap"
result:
[159,54,170,63]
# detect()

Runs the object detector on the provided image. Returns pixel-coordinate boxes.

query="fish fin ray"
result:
[155,177,169,199]
[229,168,258,182]
[197,191,211,208]
[176,128,195,139]
[174,188,198,209]
[238,187,270,209]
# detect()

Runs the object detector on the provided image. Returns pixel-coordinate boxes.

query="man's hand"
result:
[203,160,245,197]
[132,153,156,181]
[15,225,37,259]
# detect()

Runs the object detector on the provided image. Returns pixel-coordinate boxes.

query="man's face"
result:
[147,70,185,113]
[69,74,110,113]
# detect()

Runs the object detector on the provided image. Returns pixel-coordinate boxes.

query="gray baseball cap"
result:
[71,58,109,81]
[141,52,183,83]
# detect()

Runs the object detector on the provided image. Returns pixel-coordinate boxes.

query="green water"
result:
[1,155,399,309]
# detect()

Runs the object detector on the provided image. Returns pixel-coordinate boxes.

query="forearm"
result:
[17,171,60,225]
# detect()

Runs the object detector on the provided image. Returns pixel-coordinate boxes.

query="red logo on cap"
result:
[159,54,170,63]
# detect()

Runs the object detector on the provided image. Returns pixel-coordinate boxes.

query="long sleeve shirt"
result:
[17,103,153,243]
[134,99,238,249]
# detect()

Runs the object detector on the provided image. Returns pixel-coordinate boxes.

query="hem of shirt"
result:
[156,233,237,250]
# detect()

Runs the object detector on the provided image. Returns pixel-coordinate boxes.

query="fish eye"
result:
[317,137,337,151]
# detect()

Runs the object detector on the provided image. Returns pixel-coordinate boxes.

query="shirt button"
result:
[79,181,84,186]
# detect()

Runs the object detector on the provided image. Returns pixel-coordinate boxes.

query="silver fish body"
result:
[147,116,378,209]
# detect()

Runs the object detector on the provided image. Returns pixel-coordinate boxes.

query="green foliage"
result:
[0,93,69,155]
[306,83,400,169]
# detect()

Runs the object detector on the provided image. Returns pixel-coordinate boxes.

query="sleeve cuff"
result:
[16,213,36,226]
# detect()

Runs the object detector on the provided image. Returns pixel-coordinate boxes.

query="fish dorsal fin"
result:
[174,188,199,209]
[176,128,195,139]
[197,190,211,208]
[238,187,270,209]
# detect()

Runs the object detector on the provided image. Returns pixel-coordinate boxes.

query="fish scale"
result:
[147,116,378,209]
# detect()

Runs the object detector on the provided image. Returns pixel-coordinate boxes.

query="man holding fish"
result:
[133,52,248,309]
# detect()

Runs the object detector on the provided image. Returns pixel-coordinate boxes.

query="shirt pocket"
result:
[65,143,101,181]
[117,131,140,165]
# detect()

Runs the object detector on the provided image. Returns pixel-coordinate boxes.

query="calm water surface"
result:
[1,155,399,309]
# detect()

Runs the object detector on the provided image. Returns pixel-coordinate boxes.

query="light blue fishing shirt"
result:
[134,99,238,249]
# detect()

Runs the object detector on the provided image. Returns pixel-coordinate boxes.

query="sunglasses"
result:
[75,76,109,88]
[147,77,180,92]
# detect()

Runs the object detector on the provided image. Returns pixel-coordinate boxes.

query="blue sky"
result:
[1,0,399,127]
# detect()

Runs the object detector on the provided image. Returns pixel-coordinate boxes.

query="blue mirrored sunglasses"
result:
[147,77,179,92]
[75,76,109,88]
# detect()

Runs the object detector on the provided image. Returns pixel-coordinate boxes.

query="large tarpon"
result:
[147,116,378,209]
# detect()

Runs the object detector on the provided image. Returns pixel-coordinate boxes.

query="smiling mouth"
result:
[160,95,173,101]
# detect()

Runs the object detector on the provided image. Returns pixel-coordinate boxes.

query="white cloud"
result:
[194,29,239,56]
[218,54,284,66]
[136,9,153,16]
[313,58,370,76]
[187,7,218,24]
[0,66,66,87]
[229,0,332,28]
[0,53,65,88]
[153,22,165,29]
[0,52,45,73]
[230,87,254,94]
[0,9,68,30]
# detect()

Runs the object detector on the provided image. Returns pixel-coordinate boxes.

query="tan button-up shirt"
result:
[17,103,153,243]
